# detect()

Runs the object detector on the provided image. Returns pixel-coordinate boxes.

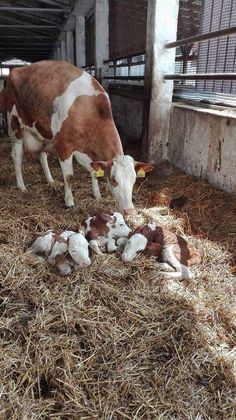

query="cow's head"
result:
[122,233,148,262]
[91,155,153,215]
[68,233,91,267]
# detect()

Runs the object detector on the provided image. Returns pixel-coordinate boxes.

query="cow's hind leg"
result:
[162,246,192,279]
[11,139,26,191]
[59,156,74,207]
[39,152,54,184]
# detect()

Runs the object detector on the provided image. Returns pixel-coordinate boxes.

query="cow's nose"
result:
[124,208,135,216]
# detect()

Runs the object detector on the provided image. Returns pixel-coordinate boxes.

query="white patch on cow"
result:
[148,223,156,231]
[109,155,136,215]
[51,72,103,137]
[122,233,148,262]
[162,245,192,279]
[107,212,131,239]
[30,231,54,256]
[59,156,74,207]
[68,233,91,267]
[73,151,92,170]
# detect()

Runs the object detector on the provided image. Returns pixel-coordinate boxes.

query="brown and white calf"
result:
[83,212,131,254]
[0,60,153,214]
[121,224,201,279]
[29,229,91,275]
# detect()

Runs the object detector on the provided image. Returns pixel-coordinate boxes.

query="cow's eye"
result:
[111,177,118,187]
[120,223,124,226]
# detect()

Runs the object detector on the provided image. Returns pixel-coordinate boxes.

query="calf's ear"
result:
[100,213,115,223]
[135,162,154,173]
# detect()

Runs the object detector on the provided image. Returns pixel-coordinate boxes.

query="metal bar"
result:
[0,25,59,28]
[0,7,68,12]
[103,76,144,80]
[0,35,56,38]
[104,50,145,63]
[165,26,236,49]
[164,73,236,80]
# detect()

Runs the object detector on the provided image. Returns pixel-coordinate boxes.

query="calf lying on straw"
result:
[83,212,131,254]
[29,230,91,275]
[121,224,201,279]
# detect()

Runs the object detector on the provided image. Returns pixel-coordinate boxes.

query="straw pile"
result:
[0,136,235,419]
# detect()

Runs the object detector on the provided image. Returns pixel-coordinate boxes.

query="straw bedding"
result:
[0,137,235,419]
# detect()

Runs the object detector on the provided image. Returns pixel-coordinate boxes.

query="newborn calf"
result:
[30,230,91,275]
[122,224,201,279]
[83,212,131,254]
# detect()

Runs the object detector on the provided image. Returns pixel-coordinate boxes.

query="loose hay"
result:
[0,137,236,419]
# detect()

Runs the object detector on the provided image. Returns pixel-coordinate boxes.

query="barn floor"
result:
[0,136,236,419]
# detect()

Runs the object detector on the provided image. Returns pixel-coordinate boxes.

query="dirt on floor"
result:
[0,136,236,419]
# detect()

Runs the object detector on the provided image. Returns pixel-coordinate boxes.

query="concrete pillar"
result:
[61,39,67,61]
[66,30,75,64]
[57,45,61,60]
[95,0,109,86]
[75,15,85,68]
[142,0,179,163]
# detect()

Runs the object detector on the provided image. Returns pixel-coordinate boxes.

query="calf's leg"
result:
[162,246,192,279]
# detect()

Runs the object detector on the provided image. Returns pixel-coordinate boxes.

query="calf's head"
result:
[91,155,153,215]
[105,212,131,238]
[68,233,91,267]
[122,233,148,262]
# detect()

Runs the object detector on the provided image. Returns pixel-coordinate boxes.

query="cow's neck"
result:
[90,121,124,161]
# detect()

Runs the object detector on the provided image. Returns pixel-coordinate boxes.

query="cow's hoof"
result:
[65,204,74,209]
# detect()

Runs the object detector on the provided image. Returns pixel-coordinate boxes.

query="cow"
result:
[29,229,91,275]
[83,211,131,254]
[121,224,201,279]
[0,60,153,215]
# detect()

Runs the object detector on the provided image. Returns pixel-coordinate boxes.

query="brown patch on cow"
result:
[53,93,122,162]
[4,61,83,143]
[132,225,201,267]
[84,213,113,241]
[10,115,23,139]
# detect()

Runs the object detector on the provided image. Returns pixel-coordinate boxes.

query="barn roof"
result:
[0,0,94,63]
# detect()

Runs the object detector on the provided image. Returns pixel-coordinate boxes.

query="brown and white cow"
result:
[29,229,91,275]
[0,60,153,214]
[121,224,201,279]
[83,211,131,254]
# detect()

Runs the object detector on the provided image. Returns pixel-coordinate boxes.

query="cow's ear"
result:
[135,162,154,173]
[90,160,113,171]
[100,213,114,223]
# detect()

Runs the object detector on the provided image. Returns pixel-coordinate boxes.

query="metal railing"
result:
[164,25,236,82]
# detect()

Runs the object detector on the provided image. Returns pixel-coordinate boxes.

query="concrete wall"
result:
[109,93,236,195]
[110,91,143,140]
[169,104,236,195]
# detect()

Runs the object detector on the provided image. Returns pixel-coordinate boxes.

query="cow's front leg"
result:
[39,152,54,184]
[90,172,101,199]
[89,239,103,255]
[107,238,118,253]
[59,156,74,207]
[11,139,26,191]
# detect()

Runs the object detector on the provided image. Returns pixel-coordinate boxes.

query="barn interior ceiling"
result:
[0,0,94,63]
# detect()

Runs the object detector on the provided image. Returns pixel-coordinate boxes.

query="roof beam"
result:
[0,25,59,28]
[0,7,69,13]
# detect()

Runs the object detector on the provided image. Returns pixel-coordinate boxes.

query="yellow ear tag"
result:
[137,168,146,178]
[96,167,105,177]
